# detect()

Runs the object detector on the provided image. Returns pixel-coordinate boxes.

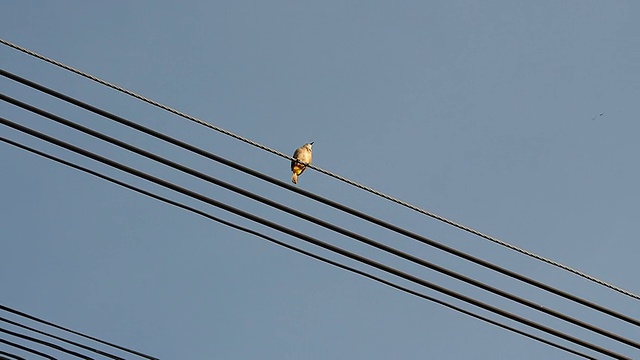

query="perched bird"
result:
[291,142,313,184]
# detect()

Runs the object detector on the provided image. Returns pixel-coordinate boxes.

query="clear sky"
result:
[2,2,639,359]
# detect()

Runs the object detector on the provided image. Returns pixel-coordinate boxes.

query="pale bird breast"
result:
[299,151,312,163]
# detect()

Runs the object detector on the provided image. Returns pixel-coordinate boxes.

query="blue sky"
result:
[2,2,639,359]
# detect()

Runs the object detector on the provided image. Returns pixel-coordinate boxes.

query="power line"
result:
[0,328,91,360]
[0,117,631,360]
[0,350,26,360]
[0,339,56,360]
[3,94,639,351]
[0,137,605,360]
[2,73,639,330]
[0,317,125,360]
[0,136,598,360]
[0,305,157,360]
[1,40,637,302]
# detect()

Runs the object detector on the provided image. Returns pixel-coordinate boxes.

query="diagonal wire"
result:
[1,39,637,301]
[0,350,26,360]
[0,317,125,360]
[0,328,92,360]
[0,136,598,360]
[0,81,638,330]
[2,93,639,350]
[0,116,632,360]
[0,130,617,360]
[0,339,56,360]
[0,305,157,360]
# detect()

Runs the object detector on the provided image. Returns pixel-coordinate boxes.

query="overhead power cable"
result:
[0,327,91,360]
[0,305,157,360]
[0,317,125,360]
[3,94,640,351]
[1,40,637,301]
[1,89,639,333]
[0,338,55,360]
[0,350,26,360]
[3,73,640,332]
[0,136,598,360]
[0,116,632,360]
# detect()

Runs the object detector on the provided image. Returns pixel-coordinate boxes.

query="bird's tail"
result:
[291,172,298,184]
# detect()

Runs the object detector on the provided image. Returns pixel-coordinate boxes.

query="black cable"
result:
[1,69,637,330]
[2,94,638,352]
[0,339,55,360]
[0,317,125,360]
[0,350,26,360]
[0,327,90,359]
[0,306,157,360]
[0,136,598,360]
[1,55,635,303]
[0,117,630,360]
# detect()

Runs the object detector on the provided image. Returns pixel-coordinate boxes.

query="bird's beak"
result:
[310,142,314,145]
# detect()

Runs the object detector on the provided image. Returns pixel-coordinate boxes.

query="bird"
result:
[291,142,313,184]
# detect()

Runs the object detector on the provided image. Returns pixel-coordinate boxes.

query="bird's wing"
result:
[291,148,303,171]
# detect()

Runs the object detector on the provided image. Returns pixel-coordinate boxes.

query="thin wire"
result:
[0,136,598,360]
[0,317,125,360]
[0,117,631,360]
[1,39,637,301]
[3,95,639,351]
[0,350,26,360]
[5,71,638,329]
[0,339,56,360]
[0,94,640,334]
[0,306,157,360]
[0,328,92,360]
